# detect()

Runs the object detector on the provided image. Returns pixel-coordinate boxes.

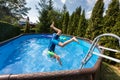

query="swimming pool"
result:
[0,34,102,80]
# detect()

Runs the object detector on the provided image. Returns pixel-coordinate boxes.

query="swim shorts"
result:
[48,51,55,57]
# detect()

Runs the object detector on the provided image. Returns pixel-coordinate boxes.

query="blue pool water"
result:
[0,34,100,74]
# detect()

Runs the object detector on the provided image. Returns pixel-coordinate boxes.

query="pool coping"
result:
[0,33,103,80]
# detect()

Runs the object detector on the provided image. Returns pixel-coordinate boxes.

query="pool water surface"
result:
[0,34,100,74]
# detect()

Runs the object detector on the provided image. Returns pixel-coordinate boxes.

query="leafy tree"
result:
[0,0,30,23]
[85,0,104,40]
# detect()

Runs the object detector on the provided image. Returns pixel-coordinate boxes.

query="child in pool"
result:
[48,21,79,65]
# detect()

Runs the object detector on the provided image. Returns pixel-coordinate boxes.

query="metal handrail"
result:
[80,33,120,69]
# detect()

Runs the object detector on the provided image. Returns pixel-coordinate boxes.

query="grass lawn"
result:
[100,62,120,80]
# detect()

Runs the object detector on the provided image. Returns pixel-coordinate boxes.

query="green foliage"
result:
[103,0,119,33]
[0,0,30,23]
[67,7,81,35]
[100,0,120,64]
[72,7,82,36]
[112,12,120,36]
[36,0,50,33]
[37,9,50,33]
[0,21,21,42]
[36,0,62,33]
[47,0,53,10]
[62,4,67,13]
[67,12,75,35]
[85,0,104,40]
[77,10,87,37]
[62,12,69,34]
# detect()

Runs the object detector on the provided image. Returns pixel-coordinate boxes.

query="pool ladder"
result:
[80,33,120,69]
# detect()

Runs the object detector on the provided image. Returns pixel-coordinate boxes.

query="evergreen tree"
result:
[112,10,120,37]
[112,11,120,60]
[77,10,87,37]
[47,0,53,10]
[36,0,53,33]
[48,10,62,33]
[37,9,49,33]
[72,7,81,35]
[62,11,69,34]
[85,0,104,40]
[36,0,62,33]
[101,0,120,64]
[67,12,75,35]
[103,0,119,48]
[36,0,48,33]
[61,4,66,32]
[62,4,67,13]
[103,0,119,33]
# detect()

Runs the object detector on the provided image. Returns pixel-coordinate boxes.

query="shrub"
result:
[0,21,21,42]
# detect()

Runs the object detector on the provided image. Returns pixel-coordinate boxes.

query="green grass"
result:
[100,62,120,80]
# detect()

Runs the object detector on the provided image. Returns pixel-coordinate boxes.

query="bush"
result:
[0,21,21,42]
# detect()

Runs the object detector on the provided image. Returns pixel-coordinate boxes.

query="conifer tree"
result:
[37,0,58,33]
[62,4,67,13]
[72,7,81,35]
[85,0,104,40]
[102,0,119,48]
[112,11,120,60]
[112,11,120,37]
[103,0,119,33]
[60,4,67,29]
[36,0,49,33]
[101,0,119,64]
[62,12,69,34]
[47,0,53,10]
[67,12,75,35]
[77,10,87,37]
[37,9,49,33]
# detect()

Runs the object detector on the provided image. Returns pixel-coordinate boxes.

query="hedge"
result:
[0,21,21,42]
